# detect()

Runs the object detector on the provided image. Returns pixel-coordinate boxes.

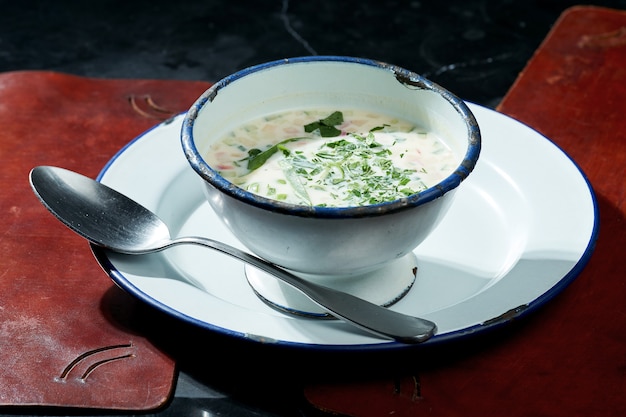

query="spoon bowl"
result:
[29,165,436,343]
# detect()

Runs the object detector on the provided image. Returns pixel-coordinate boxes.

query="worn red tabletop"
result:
[303,6,626,417]
[0,72,211,409]
[1,5,625,415]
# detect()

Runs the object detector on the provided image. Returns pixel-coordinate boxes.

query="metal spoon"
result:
[29,165,436,343]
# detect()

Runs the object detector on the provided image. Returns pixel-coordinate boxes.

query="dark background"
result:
[1,1,625,416]
[3,0,626,109]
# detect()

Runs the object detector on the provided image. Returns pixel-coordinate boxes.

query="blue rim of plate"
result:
[91,109,600,351]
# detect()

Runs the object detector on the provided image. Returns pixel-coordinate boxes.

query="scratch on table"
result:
[423,52,513,77]
[280,0,317,55]
[578,26,626,49]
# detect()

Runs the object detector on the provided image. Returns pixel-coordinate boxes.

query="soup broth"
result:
[206,109,459,207]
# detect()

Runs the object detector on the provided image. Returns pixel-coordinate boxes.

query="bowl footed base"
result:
[244,253,418,319]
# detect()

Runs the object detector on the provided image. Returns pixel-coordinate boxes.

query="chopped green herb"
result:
[245,137,307,171]
[208,109,458,207]
[304,111,344,137]
[369,124,389,132]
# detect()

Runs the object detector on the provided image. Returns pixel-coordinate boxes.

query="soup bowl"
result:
[181,56,480,310]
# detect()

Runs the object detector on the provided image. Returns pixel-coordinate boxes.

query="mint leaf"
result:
[246,137,306,171]
[318,124,341,137]
[321,111,344,126]
[304,111,344,137]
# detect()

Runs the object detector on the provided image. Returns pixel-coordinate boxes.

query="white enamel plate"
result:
[92,104,598,350]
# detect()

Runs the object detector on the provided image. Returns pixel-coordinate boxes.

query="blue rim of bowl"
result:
[181,56,481,219]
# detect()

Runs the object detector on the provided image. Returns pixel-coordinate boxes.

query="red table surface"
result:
[0,71,211,409]
[304,6,626,417]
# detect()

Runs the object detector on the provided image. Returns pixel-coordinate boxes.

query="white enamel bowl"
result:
[181,56,480,281]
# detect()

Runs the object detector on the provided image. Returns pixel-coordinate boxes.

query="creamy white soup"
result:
[206,109,459,207]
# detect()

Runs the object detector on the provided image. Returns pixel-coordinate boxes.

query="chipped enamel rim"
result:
[181,56,481,218]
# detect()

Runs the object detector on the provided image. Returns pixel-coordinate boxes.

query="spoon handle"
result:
[167,236,436,343]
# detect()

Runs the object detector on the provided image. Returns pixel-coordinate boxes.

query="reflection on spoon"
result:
[29,166,436,343]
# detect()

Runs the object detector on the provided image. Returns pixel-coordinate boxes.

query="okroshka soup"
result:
[205,109,460,207]
[182,57,480,277]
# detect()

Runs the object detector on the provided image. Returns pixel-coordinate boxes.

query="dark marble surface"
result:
[3,0,626,109]
[2,1,626,416]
